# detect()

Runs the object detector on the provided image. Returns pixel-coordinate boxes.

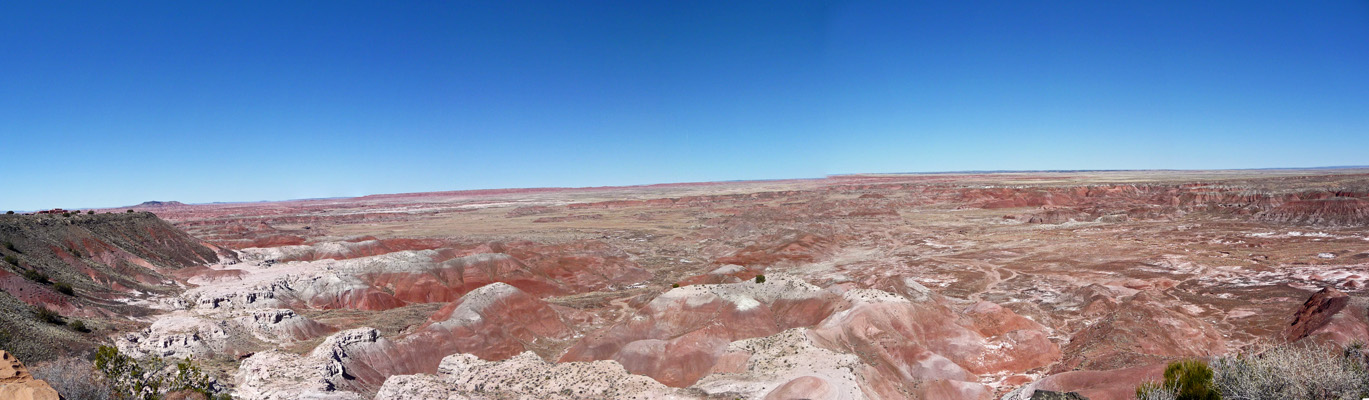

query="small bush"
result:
[672,283,680,288]
[1165,359,1220,400]
[22,267,49,282]
[3,255,17,265]
[1213,342,1369,400]
[96,345,162,400]
[127,210,134,213]
[62,212,72,217]
[87,210,95,215]
[54,281,74,296]
[95,346,230,400]
[3,241,16,252]
[5,211,13,215]
[755,274,766,283]
[34,306,62,325]
[69,320,89,333]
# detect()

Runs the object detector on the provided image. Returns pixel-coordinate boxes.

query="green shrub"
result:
[3,241,16,252]
[1164,359,1220,400]
[1139,359,1221,400]
[69,320,89,333]
[127,210,134,213]
[22,268,50,284]
[3,255,17,265]
[96,345,160,400]
[87,210,95,215]
[672,283,680,288]
[755,274,766,283]
[5,211,13,215]
[54,281,74,296]
[62,212,72,217]
[95,346,230,400]
[34,306,62,325]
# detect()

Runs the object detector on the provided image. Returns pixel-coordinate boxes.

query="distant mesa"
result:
[135,201,187,208]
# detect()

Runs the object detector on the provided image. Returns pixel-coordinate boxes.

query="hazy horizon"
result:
[9,165,1369,212]
[3,1,1367,211]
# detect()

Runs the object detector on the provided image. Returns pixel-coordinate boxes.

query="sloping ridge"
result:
[0,212,230,362]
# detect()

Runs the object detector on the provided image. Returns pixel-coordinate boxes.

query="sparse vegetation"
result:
[31,357,113,400]
[54,281,75,296]
[1138,359,1220,400]
[127,209,135,213]
[88,210,96,215]
[95,345,162,400]
[672,283,679,288]
[3,241,16,252]
[755,274,765,283]
[1137,381,1179,400]
[5,211,13,215]
[1138,344,1369,400]
[34,306,62,325]
[1212,342,1369,400]
[70,319,89,333]
[94,345,231,400]
[0,326,11,352]
[22,268,51,284]
[4,255,17,265]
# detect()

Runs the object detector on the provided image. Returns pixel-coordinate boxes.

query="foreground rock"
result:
[0,351,59,400]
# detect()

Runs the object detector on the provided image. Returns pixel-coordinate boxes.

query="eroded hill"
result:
[0,212,233,363]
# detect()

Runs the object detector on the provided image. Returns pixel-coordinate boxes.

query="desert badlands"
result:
[3,169,1369,399]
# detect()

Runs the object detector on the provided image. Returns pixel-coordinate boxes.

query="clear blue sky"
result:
[2,1,1367,210]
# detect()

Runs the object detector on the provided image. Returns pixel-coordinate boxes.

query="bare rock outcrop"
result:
[1261,197,1369,226]
[194,245,650,313]
[234,283,581,395]
[233,350,366,400]
[376,352,687,400]
[119,309,331,359]
[0,351,59,400]
[1055,292,1225,372]
[808,288,1054,399]
[692,328,863,400]
[560,275,844,387]
[1003,363,1165,400]
[1286,287,1369,347]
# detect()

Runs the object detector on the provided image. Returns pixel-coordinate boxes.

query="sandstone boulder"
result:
[0,351,59,400]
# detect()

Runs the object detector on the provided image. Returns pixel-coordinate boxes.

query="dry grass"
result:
[29,357,112,400]
[1136,382,1178,400]
[1213,343,1369,400]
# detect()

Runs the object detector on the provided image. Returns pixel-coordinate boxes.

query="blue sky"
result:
[2,1,1367,210]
